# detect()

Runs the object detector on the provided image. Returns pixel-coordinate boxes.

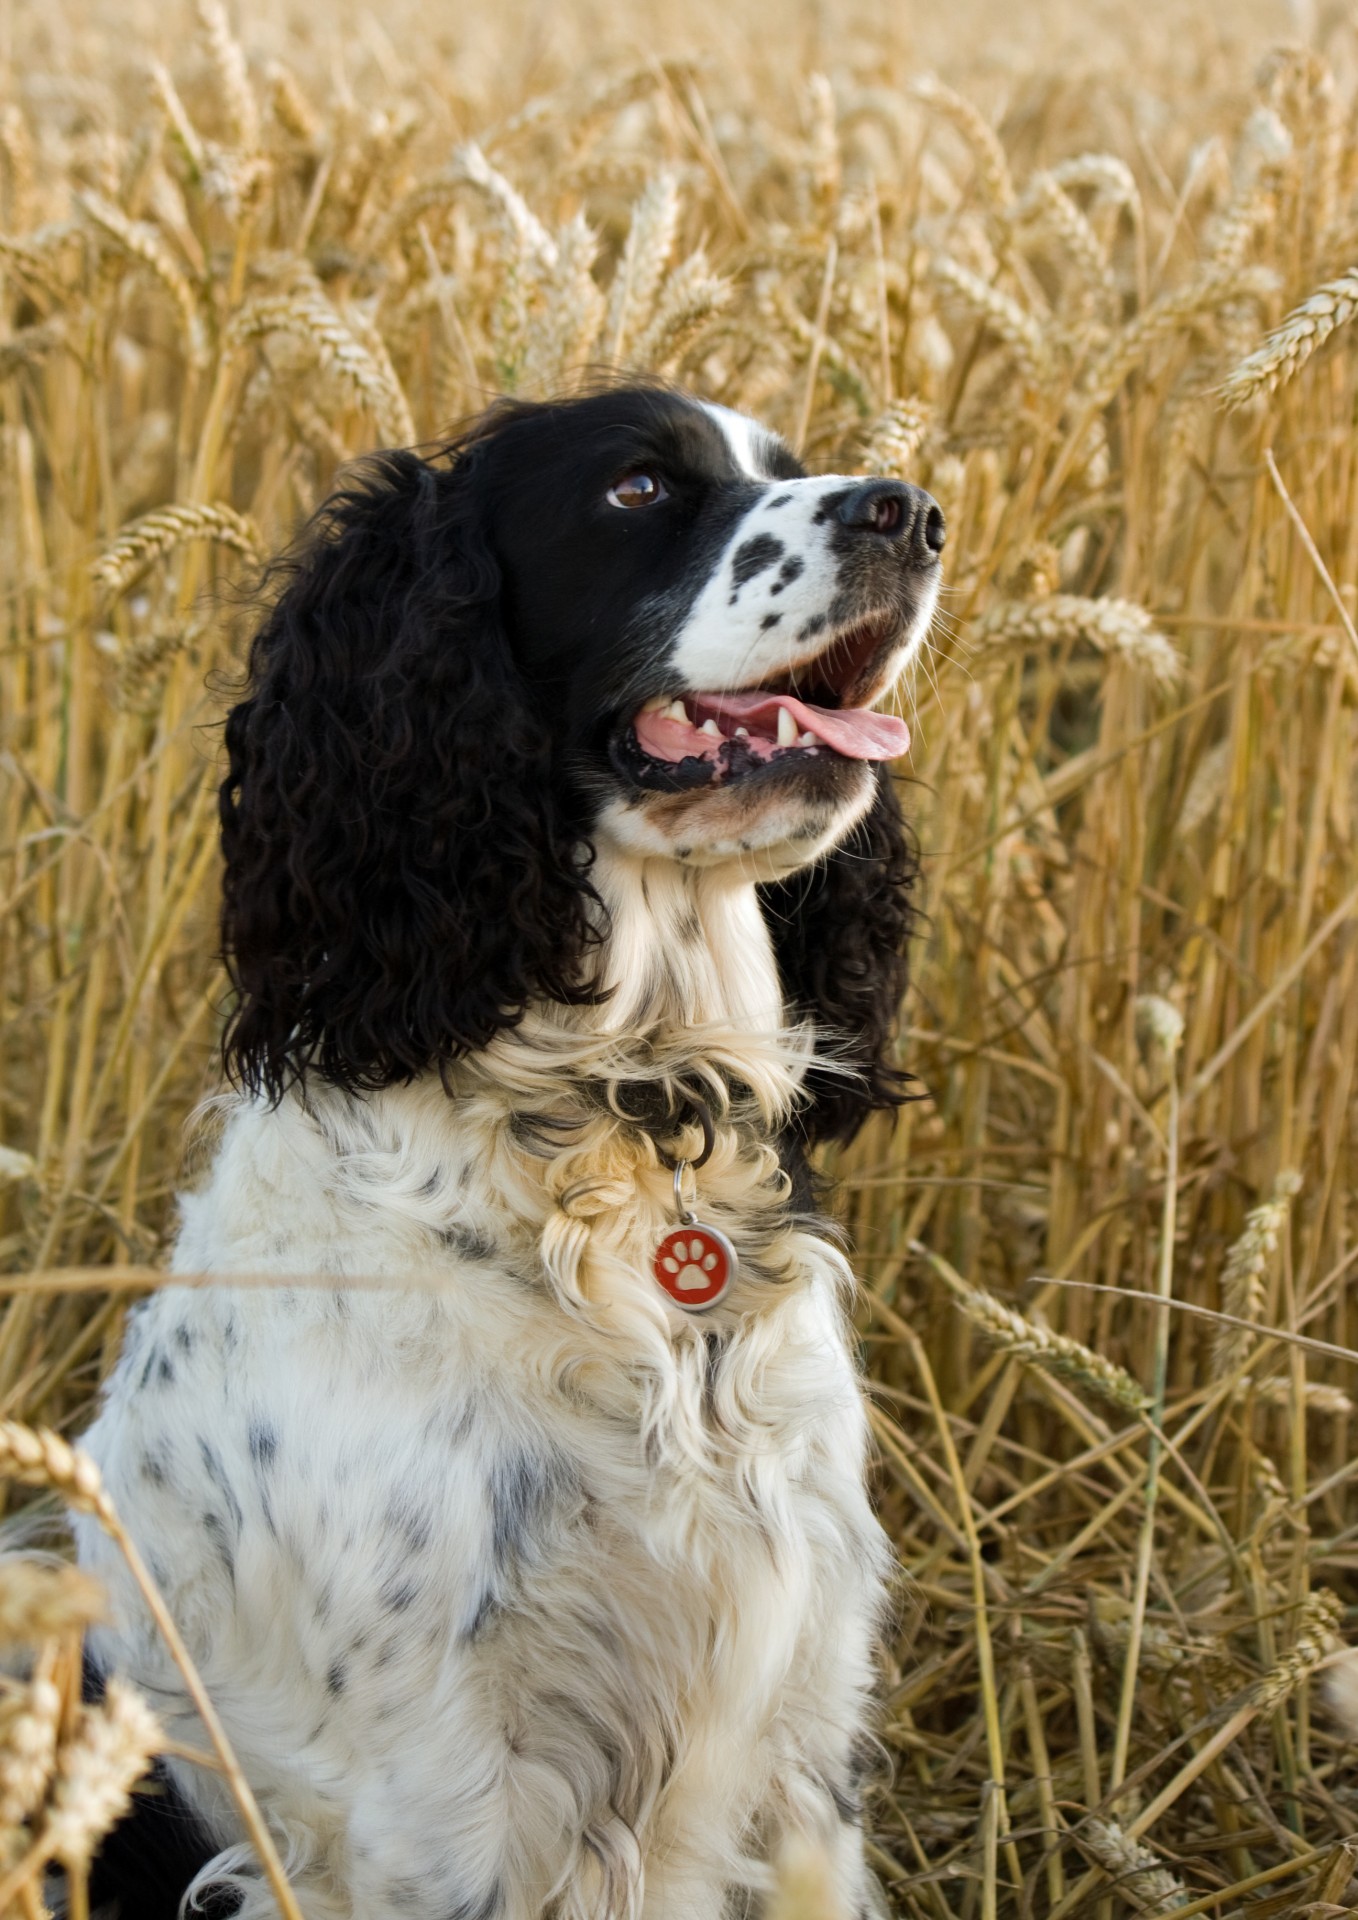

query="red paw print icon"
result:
[653,1223,736,1311]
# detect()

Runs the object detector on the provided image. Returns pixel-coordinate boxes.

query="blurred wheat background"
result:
[2,0,1358,1910]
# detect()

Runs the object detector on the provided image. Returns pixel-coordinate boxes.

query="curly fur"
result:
[220,443,601,1102]
[760,770,919,1146]
[76,384,943,1920]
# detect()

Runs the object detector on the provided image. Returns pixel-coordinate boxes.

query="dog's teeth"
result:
[798,730,817,746]
[700,718,722,737]
[734,726,749,738]
[641,694,669,713]
[665,700,689,723]
[776,707,798,747]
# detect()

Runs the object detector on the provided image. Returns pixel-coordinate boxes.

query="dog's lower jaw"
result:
[594,753,876,878]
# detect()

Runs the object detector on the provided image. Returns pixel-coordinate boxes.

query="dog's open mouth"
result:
[620,612,910,790]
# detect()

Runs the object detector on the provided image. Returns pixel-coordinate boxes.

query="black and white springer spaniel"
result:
[75,384,944,1920]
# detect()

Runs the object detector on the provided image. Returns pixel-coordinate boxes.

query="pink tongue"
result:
[697,692,909,761]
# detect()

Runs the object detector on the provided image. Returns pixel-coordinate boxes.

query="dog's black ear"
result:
[220,445,597,1101]
[759,767,918,1148]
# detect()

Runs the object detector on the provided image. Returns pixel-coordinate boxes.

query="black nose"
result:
[836,480,945,565]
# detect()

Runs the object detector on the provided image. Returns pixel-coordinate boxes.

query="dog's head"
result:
[221,385,942,1139]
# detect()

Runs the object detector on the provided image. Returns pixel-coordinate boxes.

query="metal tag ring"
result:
[673,1158,698,1225]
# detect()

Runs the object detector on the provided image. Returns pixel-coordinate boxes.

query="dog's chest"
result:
[83,1268,872,1857]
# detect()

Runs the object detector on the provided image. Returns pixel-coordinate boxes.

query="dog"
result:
[75,383,943,1920]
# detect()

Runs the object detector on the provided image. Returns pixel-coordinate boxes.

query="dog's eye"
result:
[607,472,668,510]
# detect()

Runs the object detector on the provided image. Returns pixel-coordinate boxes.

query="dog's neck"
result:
[484,845,809,1130]
[589,848,784,1036]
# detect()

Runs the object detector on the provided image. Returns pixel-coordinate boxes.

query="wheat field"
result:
[1,0,1358,1911]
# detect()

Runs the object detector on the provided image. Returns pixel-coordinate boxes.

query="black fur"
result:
[84,1657,239,1918]
[220,440,601,1102]
[761,768,919,1146]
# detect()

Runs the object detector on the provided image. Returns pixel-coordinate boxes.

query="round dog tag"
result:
[653,1222,737,1311]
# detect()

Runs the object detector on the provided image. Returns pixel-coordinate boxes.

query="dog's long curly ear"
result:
[759,768,918,1148]
[220,445,597,1101]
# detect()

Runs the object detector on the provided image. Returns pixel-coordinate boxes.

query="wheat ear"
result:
[0,1564,104,1645]
[147,60,206,180]
[1211,1171,1302,1375]
[909,1241,1149,1413]
[908,75,1014,211]
[77,192,207,368]
[606,170,682,362]
[978,594,1182,689]
[1080,1819,1189,1911]
[630,248,731,372]
[1218,266,1358,407]
[230,291,413,445]
[929,254,1046,381]
[0,1425,303,1920]
[1249,1589,1343,1711]
[42,1681,161,1870]
[92,503,260,602]
[0,1674,62,1828]
[194,0,260,151]
[1085,263,1278,407]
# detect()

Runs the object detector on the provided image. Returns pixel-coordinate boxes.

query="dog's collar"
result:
[607,1082,718,1171]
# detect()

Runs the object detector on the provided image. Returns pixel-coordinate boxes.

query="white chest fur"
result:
[76,869,891,1920]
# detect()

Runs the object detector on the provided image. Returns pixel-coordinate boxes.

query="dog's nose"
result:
[836,480,945,565]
